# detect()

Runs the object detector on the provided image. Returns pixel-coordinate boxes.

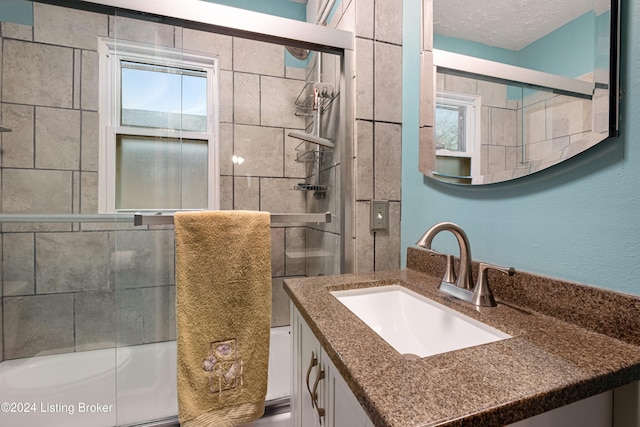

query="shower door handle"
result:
[305,351,318,407]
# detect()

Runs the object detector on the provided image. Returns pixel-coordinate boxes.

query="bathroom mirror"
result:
[421,0,620,185]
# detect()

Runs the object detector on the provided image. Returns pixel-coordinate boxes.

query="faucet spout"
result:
[416,222,474,290]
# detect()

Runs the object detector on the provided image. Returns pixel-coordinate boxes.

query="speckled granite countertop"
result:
[283,248,640,427]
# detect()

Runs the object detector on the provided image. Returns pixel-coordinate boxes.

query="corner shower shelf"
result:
[294,81,337,117]
[294,141,332,163]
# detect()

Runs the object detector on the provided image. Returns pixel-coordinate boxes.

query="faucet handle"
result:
[472,262,515,307]
[420,248,456,284]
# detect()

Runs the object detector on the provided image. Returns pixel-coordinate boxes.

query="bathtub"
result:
[0,326,291,427]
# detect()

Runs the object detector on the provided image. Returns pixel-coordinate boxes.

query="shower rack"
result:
[293,81,336,118]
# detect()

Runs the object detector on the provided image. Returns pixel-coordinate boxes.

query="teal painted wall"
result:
[434,34,518,66]
[435,12,599,79]
[403,0,640,296]
[0,0,32,25]
[518,12,595,78]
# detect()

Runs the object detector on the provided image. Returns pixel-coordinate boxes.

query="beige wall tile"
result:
[111,229,175,289]
[355,201,374,273]
[491,108,518,146]
[2,169,72,214]
[284,130,308,178]
[478,79,507,109]
[34,3,107,50]
[260,178,306,213]
[374,122,402,200]
[109,15,175,48]
[219,122,234,176]
[271,228,285,277]
[36,232,110,294]
[75,291,115,351]
[444,74,476,94]
[355,38,374,120]
[81,50,99,111]
[183,29,232,70]
[219,175,233,210]
[3,294,74,359]
[547,96,592,139]
[374,42,402,123]
[374,201,401,271]
[2,233,35,296]
[355,0,374,39]
[80,172,98,214]
[285,228,307,276]
[220,70,234,123]
[115,288,143,346]
[234,176,260,211]
[233,38,284,77]
[81,111,99,172]
[234,72,260,125]
[1,104,34,168]
[375,0,403,45]
[1,22,32,41]
[233,125,283,177]
[524,102,547,144]
[356,120,374,200]
[35,107,81,170]
[260,76,306,129]
[422,0,433,51]
[73,50,81,109]
[142,286,176,343]
[485,145,507,174]
[3,40,73,108]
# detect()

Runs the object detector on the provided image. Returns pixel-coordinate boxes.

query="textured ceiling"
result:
[433,0,610,51]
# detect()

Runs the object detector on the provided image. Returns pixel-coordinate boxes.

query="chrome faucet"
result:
[416,222,515,307]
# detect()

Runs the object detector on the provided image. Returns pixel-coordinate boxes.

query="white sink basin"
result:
[331,285,510,358]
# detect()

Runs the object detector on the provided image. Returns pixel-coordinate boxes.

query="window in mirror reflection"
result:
[434,91,480,184]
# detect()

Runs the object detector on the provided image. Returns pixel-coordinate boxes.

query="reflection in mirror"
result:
[421,0,620,185]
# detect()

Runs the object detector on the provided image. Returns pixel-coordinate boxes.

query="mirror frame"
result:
[419,0,621,185]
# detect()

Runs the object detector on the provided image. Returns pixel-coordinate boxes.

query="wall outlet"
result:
[370,199,389,231]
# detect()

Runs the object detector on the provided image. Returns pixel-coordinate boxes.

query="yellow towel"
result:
[174,210,272,427]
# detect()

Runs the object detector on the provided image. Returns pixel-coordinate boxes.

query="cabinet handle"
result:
[312,366,326,425]
[305,351,318,408]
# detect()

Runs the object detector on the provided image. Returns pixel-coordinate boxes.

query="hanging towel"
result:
[174,210,272,427]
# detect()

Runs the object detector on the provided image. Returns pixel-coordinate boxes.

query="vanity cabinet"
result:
[291,304,374,427]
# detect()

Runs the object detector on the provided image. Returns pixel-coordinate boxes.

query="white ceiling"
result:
[433,0,610,51]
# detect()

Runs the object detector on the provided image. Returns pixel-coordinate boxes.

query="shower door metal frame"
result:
[61,0,356,274]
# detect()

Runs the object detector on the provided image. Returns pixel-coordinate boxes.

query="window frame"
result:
[98,37,220,213]
[435,90,481,182]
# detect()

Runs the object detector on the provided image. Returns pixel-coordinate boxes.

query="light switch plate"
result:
[370,199,389,231]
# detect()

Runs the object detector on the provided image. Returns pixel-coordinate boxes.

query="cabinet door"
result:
[291,304,373,427]
[292,304,324,427]
[324,351,370,427]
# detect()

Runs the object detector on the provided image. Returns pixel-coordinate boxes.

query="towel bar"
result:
[134,212,332,226]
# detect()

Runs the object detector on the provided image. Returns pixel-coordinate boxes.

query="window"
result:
[435,91,481,184]
[98,38,219,212]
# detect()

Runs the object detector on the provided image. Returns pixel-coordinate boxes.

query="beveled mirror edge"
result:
[419,0,622,186]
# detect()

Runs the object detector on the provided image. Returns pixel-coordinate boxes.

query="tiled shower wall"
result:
[436,71,601,184]
[0,3,319,360]
[328,0,404,273]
